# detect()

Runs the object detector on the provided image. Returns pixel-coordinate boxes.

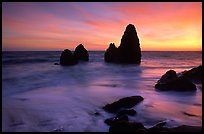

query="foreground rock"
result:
[148,122,202,132]
[103,96,144,113]
[109,121,202,132]
[60,49,78,66]
[104,24,141,64]
[180,65,202,83]
[105,115,128,126]
[155,70,196,91]
[103,95,201,132]
[116,109,137,116]
[109,121,147,132]
[73,44,89,61]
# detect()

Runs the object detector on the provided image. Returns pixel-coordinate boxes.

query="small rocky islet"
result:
[59,44,89,66]
[104,24,141,64]
[57,24,202,132]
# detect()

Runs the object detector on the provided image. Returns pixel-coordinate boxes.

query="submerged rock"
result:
[73,44,89,61]
[103,96,144,113]
[60,49,78,66]
[155,70,196,91]
[182,112,198,117]
[104,24,141,64]
[54,63,59,65]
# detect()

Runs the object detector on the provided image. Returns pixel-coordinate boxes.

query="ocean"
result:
[2,51,202,132]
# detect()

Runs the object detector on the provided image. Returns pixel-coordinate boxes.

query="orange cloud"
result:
[2,2,202,51]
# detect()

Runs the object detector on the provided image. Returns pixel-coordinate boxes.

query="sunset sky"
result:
[2,2,202,51]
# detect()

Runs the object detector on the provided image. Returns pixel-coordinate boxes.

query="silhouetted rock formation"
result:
[118,24,141,64]
[54,63,59,65]
[155,70,196,91]
[60,49,78,66]
[104,24,141,64]
[148,122,202,132]
[179,65,202,83]
[105,115,129,126]
[157,70,178,84]
[103,96,144,113]
[73,44,89,61]
[104,43,118,62]
[102,96,201,132]
[116,109,137,117]
[109,121,147,132]
[108,121,202,132]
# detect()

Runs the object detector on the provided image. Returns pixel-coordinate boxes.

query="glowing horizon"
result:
[2,2,202,51]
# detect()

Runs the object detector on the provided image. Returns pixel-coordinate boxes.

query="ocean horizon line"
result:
[2,50,202,52]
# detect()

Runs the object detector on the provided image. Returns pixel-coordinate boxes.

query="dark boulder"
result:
[155,70,197,91]
[103,96,144,113]
[104,24,141,64]
[54,63,59,65]
[73,44,89,61]
[104,115,128,126]
[109,121,147,132]
[180,65,202,83]
[157,70,178,84]
[108,121,201,132]
[104,43,118,63]
[167,125,202,132]
[60,49,78,66]
[116,109,137,116]
[148,123,202,132]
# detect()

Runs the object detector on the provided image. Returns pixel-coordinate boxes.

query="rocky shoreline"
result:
[101,95,202,132]
[101,65,202,132]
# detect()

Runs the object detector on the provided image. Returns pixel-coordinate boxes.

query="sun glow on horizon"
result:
[2,2,202,51]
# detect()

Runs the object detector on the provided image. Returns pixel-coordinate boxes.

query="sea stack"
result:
[104,24,141,64]
[104,43,118,63]
[74,44,89,61]
[60,49,78,66]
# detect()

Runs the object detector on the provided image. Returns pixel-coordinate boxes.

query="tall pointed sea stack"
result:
[104,24,141,64]
[118,24,141,64]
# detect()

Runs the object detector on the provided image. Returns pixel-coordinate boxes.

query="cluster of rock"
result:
[155,65,202,91]
[108,120,202,132]
[102,96,143,131]
[102,96,201,132]
[103,96,143,113]
[59,44,89,66]
[155,70,196,91]
[104,24,141,64]
[58,24,141,65]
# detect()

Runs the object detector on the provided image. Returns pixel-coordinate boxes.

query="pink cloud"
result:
[2,2,202,51]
